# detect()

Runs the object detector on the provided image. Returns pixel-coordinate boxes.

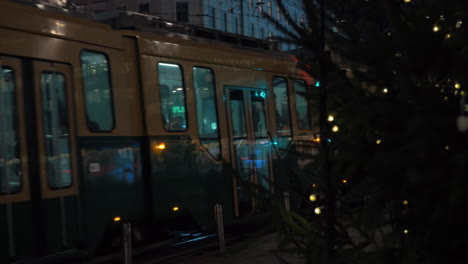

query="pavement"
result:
[141,233,304,264]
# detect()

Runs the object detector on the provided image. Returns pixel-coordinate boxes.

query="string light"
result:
[314,207,322,215]
[328,115,334,122]
[376,139,382,144]
[309,194,317,201]
[342,179,347,184]
[455,82,461,89]
[404,0,411,3]
[403,229,409,234]
[332,125,339,132]
[433,25,440,32]
[403,200,408,205]
[312,184,317,188]
[445,145,450,151]
[383,88,388,93]
[445,34,452,40]
[456,20,463,28]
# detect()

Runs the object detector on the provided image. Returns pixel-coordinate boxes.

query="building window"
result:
[176,2,189,22]
[260,27,264,39]
[234,17,238,34]
[276,6,281,21]
[251,23,255,37]
[249,0,253,8]
[267,1,272,16]
[0,67,21,195]
[257,0,263,14]
[193,67,221,160]
[210,7,216,28]
[139,3,149,14]
[223,13,228,32]
[158,63,187,132]
[81,51,115,132]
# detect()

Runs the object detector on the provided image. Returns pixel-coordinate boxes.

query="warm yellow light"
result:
[445,145,450,151]
[376,139,382,144]
[312,184,317,188]
[342,179,347,184]
[445,34,452,39]
[172,206,180,212]
[314,207,322,215]
[313,137,321,143]
[383,88,388,93]
[433,25,440,32]
[154,143,166,150]
[403,200,409,205]
[113,216,121,222]
[309,194,317,202]
[332,125,339,132]
[455,83,461,89]
[403,229,409,234]
[327,115,334,122]
[404,0,411,3]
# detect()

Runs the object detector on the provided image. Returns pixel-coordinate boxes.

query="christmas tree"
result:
[265,0,468,263]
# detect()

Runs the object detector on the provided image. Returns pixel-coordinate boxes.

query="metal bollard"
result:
[284,192,290,212]
[122,223,132,264]
[214,204,225,253]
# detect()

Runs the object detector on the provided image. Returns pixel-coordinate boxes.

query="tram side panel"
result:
[138,50,236,233]
[75,43,147,255]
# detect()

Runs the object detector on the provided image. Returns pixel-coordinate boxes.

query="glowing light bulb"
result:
[328,115,334,122]
[383,88,388,93]
[404,0,411,3]
[455,83,461,89]
[314,207,322,215]
[309,194,317,202]
[342,179,347,184]
[172,206,180,212]
[154,143,166,150]
[445,145,450,151]
[376,139,382,144]
[113,216,121,222]
[433,25,440,32]
[403,229,409,234]
[332,125,339,132]
[403,200,408,205]
[312,184,317,188]
[445,34,452,39]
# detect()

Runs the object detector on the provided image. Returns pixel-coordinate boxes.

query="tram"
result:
[0,0,316,262]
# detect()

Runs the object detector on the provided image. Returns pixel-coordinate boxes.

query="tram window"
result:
[81,51,115,132]
[230,90,247,138]
[193,67,221,159]
[0,67,22,195]
[251,91,267,137]
[273,77,292,137]
[41,72,72,189]
[294,79,312,130]
[158,63,187,132]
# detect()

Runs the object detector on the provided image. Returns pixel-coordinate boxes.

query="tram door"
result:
[0,57,80,262]
[225,87,272,217]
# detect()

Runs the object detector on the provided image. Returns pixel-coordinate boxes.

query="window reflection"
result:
[0,67,21,195]
[41,72,72,189]
[158,63,188,132]
[294,80,312,130]
[81,51,114,132]
[193,67,221,159]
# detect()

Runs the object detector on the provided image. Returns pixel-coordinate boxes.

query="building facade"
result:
[73,0,306,51]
